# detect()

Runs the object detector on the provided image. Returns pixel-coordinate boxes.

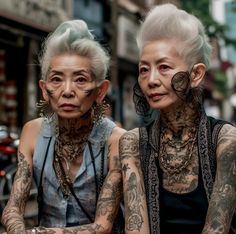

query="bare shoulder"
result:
[22,117,43,131]
[107,126,126,170]
[119,128,140,161]
[119,128,139,145]
[216,123,236,160]
[19,118,43,155]
[217,123,236,145]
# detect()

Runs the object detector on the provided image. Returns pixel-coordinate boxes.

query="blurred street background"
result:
[1,0,236,232]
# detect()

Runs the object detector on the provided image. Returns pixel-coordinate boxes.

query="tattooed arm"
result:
[202,124,236,234]
[1,120,41,234]
[119,129,150,234]
[33,168,122,234]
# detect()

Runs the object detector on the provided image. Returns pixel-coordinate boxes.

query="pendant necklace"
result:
[159,126,197,174]
[54,124,93,196]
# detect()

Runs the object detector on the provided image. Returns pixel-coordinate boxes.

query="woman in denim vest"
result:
[2,20,126,233]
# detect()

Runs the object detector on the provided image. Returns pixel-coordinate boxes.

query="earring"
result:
[91,101,109,126]
[133,82,157,125]
[133,82,151,115]
[189,87,203,105]
[36,99,54,120]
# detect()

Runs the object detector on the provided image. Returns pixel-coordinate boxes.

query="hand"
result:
[26,226,47,234]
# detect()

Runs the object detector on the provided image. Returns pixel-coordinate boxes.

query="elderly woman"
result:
[120,3,236,234]
[2,20,126,233]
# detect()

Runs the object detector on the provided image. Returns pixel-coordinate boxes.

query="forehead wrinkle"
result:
[73,69,92,76]
[139,57,170,66]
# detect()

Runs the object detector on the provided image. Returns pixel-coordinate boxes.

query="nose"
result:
[148,69,161,88]
[62,81,75,98]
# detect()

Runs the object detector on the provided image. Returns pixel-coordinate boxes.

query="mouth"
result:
[59,103,78,110]
[148,93,165,101]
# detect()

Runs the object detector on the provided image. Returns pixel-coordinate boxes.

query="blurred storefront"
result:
[0,0,182,131]
[113,0,179,129]
[73,0,141,129]
[64,0,152,129]
[0,0,72,131]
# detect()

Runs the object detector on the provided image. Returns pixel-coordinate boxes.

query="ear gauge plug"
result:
[171,71,191,97]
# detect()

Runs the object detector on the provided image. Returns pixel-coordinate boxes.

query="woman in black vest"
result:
[119,3,236,234]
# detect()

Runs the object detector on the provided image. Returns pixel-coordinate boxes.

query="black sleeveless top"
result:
[158,161,208,234]
[139,112,236,234]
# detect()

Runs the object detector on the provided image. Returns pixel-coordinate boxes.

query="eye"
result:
[159,64,170,71]
[49,76,62,83]
[139,66,149,75]
[75,76,88,85]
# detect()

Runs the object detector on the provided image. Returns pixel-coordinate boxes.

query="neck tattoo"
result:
[159,125,197,174]
[54,121,93,196]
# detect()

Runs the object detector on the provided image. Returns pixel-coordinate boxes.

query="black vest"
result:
[139,113,236,234]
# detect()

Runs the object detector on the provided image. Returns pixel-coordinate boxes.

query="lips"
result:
[59,103,78,110]
[148,93,165,101]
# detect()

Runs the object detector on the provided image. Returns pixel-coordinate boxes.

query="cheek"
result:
[79,96,95,112]
[46,87,60,102]
[76,88,97,101]
[138,79,146,92]
[162,79,174,92]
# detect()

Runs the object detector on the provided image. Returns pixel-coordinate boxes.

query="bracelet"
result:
[29,226,47,234]
[30,228,38,234]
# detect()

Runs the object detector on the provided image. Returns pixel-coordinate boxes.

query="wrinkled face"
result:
[138,39,190,111]
[39,54,99,119]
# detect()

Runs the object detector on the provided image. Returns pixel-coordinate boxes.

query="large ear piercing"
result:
[171,71,191,100]
[133,82,157,125]
[133,82,151,115]
[36,99,55,120]
[171,71,203,105]
[91,101,109,126]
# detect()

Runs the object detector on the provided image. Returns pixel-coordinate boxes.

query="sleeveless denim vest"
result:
[33,117,116,227]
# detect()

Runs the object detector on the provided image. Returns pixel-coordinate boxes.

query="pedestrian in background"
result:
[120,3,236,233]
[2,19,126,233]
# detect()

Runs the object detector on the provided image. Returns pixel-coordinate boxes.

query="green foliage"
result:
[180,0,236,48]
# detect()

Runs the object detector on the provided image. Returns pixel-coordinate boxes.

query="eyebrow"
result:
[73,70,91,76]
[48,68,91,76]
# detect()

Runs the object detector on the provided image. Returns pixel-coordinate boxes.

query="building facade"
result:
[0,0,73,131]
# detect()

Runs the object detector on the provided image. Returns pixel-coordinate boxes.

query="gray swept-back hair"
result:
[136,3,212,68]
[39,20,110,82]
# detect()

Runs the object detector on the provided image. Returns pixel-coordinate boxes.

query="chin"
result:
[149,102,175,111]
[58,112,83,119]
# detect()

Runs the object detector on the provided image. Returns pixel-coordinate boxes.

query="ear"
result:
[96,80,110,103]
[190,63,206,88]
[39,80,49,101]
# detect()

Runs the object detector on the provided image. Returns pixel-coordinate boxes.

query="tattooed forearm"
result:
[1,151,32,234]
[27,227,56,234]
[125,172,144,231]
[119,130,149,232]
[52,170,122,234]
[33,223,105,234]
[96,169,122,223]
[62,223,103,234]
[202,128,236,234]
